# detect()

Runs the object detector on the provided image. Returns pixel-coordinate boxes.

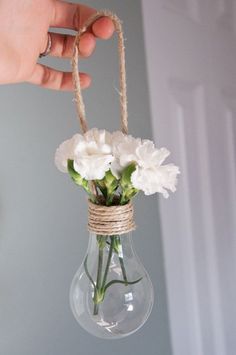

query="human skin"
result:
[0,0,114,90]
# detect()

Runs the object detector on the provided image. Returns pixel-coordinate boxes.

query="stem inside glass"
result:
[84,234,142,316]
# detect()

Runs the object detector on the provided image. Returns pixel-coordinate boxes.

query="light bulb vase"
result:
[68,10,155,339]
[70,231,154,339]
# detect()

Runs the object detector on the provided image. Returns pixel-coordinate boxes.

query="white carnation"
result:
[131,164,180,197]
[55,134,82,173]
[135,141,170,168]
[73,128,114,180]
[110,131,180,197]
[111,132,141,178]
[130,143,180,197]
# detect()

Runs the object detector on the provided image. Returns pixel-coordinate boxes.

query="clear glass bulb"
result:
[70,232,154,339]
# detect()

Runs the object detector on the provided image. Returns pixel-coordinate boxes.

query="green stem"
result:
[107,236,128,284]
[93,303,99,316]
[114,236,128,284]
[93,246,104,315]
[89,235,143,315]
[101,236,114,289]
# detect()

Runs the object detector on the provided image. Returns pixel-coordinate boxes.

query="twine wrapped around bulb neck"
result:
[88,200,136,235]
[72,10,135,235]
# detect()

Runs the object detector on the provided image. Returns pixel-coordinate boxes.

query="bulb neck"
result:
[88,199,136,235]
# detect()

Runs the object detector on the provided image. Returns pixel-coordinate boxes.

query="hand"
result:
[0,0,114,90]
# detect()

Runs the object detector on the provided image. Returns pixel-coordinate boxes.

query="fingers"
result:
[52,1,114,39]
[52,1,95,30]
[78,32,96,57]
[27,64,91,91]
[48,33,75,58]
[92,17,115,40]
[47,32,96,58]
[39,1,115,90]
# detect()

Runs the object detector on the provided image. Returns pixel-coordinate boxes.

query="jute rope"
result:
[72,11,135,235]
[72,10,128,134]
[88,200,136,235]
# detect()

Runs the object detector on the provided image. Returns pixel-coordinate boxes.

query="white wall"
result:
[142,1,236,355]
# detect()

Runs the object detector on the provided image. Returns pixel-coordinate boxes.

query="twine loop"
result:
[72,10,128,134]
[88,200,136,235]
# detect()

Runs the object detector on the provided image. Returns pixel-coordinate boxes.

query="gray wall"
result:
[0,1,172,354]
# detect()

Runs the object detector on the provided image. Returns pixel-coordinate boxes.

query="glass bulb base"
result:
[70,233,154,339]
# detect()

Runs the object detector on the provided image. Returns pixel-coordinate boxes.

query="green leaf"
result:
[122,188,139,203]
[104,277,142,293]
[119,163,139,204]
[67,160,89,192]
[104,170,119,191]
[120,162,137,190]
[96,170,119,205]
[95,180,107,197]
[67,160,83,185]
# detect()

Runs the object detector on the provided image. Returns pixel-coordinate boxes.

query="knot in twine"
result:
[88,200,136,235]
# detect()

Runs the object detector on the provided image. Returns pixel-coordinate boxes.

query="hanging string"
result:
[71,10,128,134]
